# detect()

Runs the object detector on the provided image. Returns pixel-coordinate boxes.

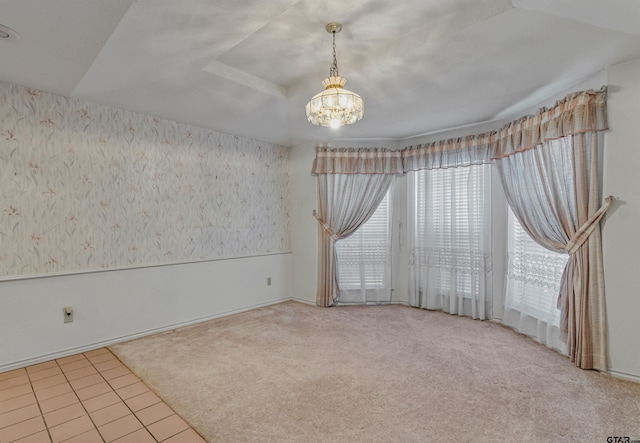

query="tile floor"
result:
[0,348,206,443]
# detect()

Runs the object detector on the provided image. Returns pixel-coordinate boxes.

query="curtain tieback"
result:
[565,196,615,254]
[312,210,340,242]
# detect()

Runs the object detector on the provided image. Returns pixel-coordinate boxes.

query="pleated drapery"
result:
[312,147,404,307]
[491,88,611,370]
[312,87,612,369]
[314,174,394,307]
[495,134,611,370]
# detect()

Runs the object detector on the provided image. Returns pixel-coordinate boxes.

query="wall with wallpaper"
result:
[0,81,290,278]
[0,80,292,371]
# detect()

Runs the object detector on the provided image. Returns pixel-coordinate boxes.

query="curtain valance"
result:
[312,87,608,173]
[312,146,404,175]
[402,134,494,171]
[491,87,608,159]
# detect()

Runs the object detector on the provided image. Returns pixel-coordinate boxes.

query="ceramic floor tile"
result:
[135,402,174,426]
[59,359,92,374]
[108,374,140,390]
[0,403,41,429]
[0,374,30,391]
[34,382,73,402]
[25,361,58,375]
[13,429,52,443]
[0,383,33,402]
[146,414,189,442]
[38,391,79,414]
[84,348,110,358]
[0,415,46,442]
[0,392,37,415]
[82,391,121,413]
[27,367,62,382]
[13,350,203,443]
[75,381,112,401]
[112,427,156,443]
[100,365,131,381]
[31,374,67,391]
[55,354,86,366]
[89,401,131,427]
[69,374,104,391]
[97,414,143,442]
[124,391,161,412]
[64,366,98,381]
[48,414,94,443]
[94,359,123,373]
[43,402,86,428]
[0,368,27,382]
[162,428,208,443]
[62,428,103,443]
[87,353,117,365]
[116,382,149,401]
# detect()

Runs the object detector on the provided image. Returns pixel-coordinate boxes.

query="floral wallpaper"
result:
[0,81,290,278]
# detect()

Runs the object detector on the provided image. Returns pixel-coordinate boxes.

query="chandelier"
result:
[306,22,364,129]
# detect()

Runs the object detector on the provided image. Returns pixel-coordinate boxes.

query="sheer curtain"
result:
[335,189,393,304]
[312,146,403,307]
[503,209,568,352]
[494,90,612,369]
[408,164,492,319]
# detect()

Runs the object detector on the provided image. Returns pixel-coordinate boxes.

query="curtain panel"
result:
[312,146,404,307]
[407,165,492,320]
[503,209,568,353]
[314,174,394,307]
[491,87,611,370]
[335,191,393,304]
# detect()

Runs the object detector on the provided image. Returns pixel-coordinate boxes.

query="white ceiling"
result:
[1,0,640,146]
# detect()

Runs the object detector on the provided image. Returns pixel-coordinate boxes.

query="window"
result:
[335,190,392,303]
[505,209,567,323]
[413,165,490,294]
[407,164,491,318]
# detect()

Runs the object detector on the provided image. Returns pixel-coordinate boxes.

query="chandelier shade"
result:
[306,76,364,128]
[306,23,363,129]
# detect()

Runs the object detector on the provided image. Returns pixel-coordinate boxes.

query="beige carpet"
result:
[110,301,640,442]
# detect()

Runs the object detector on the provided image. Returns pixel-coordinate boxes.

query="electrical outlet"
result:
[63,306,73,323]
[267,277,272,286]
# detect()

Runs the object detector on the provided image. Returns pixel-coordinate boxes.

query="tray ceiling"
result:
[1,0,639,146]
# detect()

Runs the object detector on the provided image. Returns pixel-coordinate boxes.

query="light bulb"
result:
[330,118,341,129]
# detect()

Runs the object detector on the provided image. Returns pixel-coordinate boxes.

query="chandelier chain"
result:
[329,30,339,77]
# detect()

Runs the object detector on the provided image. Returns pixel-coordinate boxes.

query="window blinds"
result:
[335,191,392,303]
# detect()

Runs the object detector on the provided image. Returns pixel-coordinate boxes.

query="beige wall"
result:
[602,59,640,380]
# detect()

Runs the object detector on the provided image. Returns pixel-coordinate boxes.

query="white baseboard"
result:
[608,369,640,384]
[7,297,638,385]
[290,298,412,307]
[0,297,289,373]
[290,297,317,306]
